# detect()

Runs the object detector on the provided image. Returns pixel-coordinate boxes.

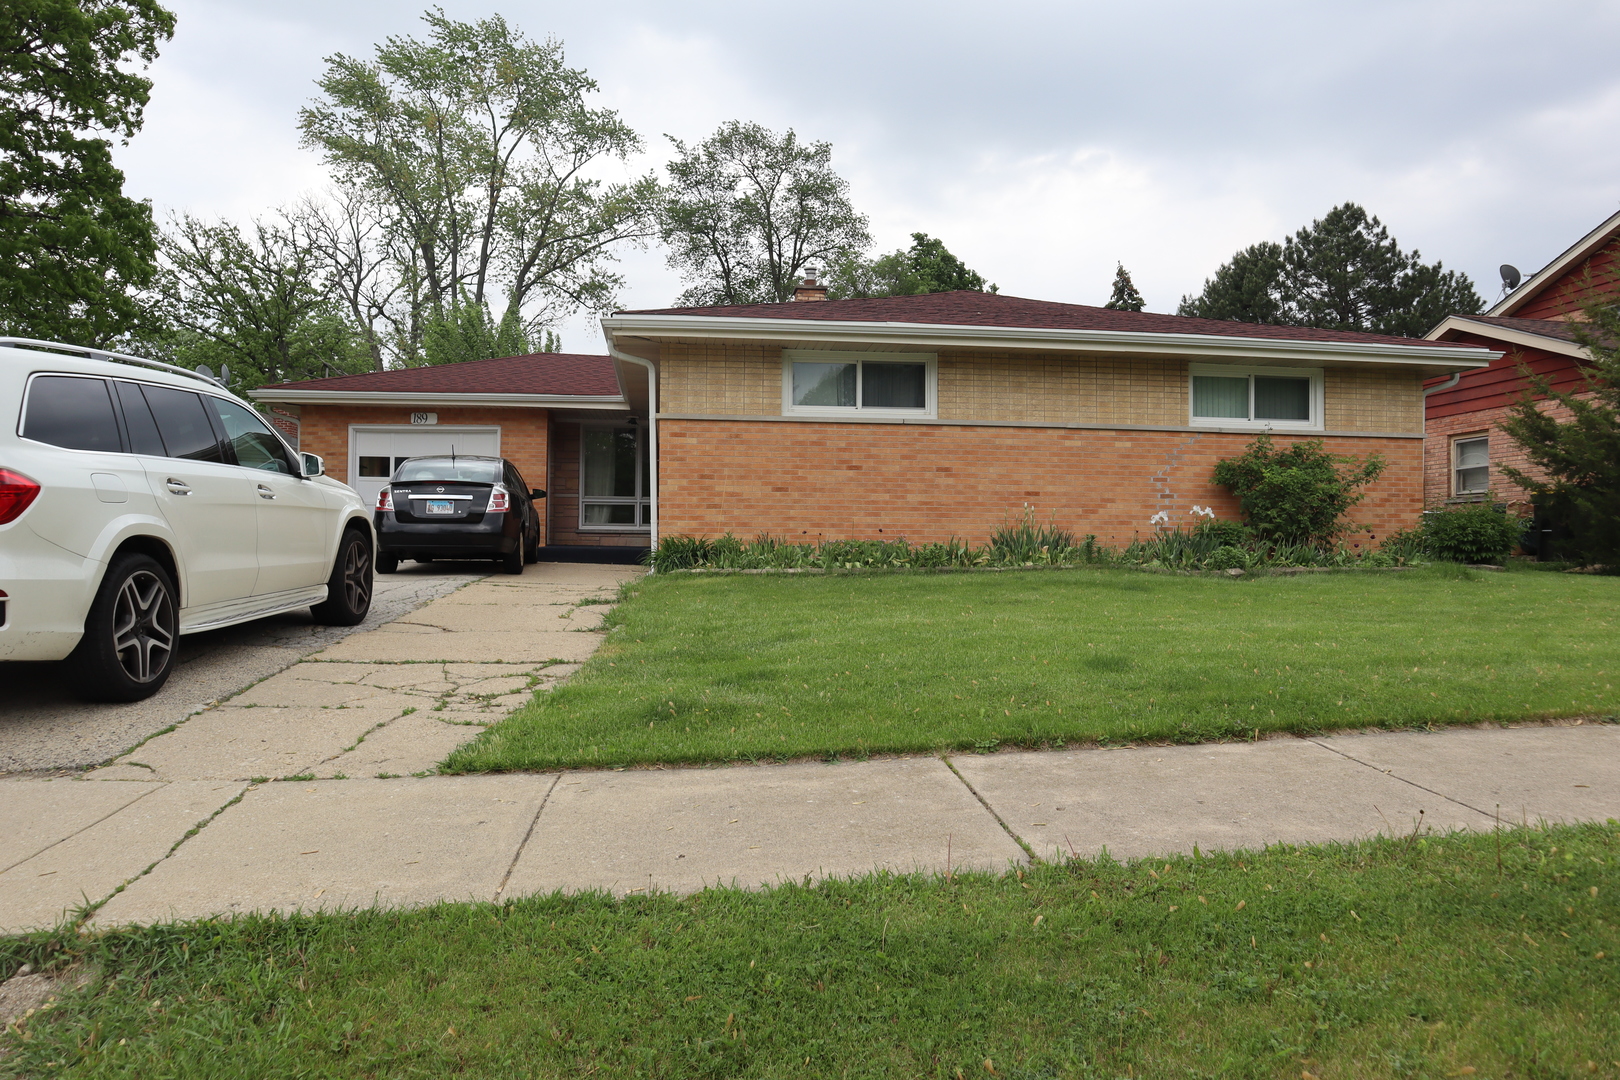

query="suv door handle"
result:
[257,484,276,500]
[165,478,192,496]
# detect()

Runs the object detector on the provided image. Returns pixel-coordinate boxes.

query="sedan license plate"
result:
[424,500,455,515]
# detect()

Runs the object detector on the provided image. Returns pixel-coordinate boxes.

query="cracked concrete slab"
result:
[505,757,1026,898]
[82,706,403,782]
[951,738,1495,863]
[0,780,245,932]
[91,776,553,924]
[321,714,487,778]
[1313,723,1620,826]
[0,777,158,873]
[312,627,605,664]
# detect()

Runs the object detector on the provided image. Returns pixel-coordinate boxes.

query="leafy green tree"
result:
[146,212,371,389]
[827,232,995,299]
[299,10,656,360]
[422,294,531,366]
[1177,204,1481,336]
[1499,301,1620,563]
[659,121,871,306]
[1211,433,1386,546]
[0,0,175,344]
[1176,242,1283,323]
[1103,262,1144,311]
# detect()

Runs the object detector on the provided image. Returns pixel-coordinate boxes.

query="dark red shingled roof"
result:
[618,291,1477,349]
[259,352,621,396]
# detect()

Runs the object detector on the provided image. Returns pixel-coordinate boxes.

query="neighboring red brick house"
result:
[250,353,653,552]
[1422,209,1618,509]
[602,289,1493,547]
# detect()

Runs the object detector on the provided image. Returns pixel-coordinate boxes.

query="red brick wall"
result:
[295,404,551,543]
[546,421,648,548]
[1424,397,1582,511]
[658,420,1421,548]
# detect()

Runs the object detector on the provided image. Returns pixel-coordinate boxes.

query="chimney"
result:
[792,264,828,302]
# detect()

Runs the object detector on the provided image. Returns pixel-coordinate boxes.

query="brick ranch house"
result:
[1422,208,1620,513]
[602,289,1493,547]
[253,290,1497,551]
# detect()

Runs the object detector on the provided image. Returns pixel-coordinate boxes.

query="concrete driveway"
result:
[0,563,487,774]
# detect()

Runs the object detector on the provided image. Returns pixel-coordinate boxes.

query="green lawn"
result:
[446,565,1620,773]
[5,824,1616,1078]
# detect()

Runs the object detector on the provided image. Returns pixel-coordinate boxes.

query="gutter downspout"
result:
[1423,372,1461,397]
[606,342,658,558]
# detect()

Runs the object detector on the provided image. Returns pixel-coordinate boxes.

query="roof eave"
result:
[603,314,1497,371]
[1486,207,1620,318]
[1426,316,1592,361]
[246,389,629,408]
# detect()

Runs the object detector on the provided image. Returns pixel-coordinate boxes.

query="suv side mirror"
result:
[529,488,546,500]
[301,453,325,478]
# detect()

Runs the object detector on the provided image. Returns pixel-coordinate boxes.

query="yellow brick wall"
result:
[1324,367,1424,432]
[655,343,1423,433]
[657,342,782,415]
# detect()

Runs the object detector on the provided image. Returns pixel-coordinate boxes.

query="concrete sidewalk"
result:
[2,560,1617,932]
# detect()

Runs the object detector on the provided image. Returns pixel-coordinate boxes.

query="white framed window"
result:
[1452,435,1489,496]
[782,350,937,418]
[580,424,650,530]
[1188,364,1323,431]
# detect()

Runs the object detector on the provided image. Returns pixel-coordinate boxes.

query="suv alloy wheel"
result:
[310,527,374,625]
[68,553,180,702]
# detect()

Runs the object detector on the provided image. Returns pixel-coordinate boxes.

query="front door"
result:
[206,397,333,596]
[128,383,261,608]
[349,427,501,510]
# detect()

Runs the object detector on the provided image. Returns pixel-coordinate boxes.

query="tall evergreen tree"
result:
[1103,262,1145,311]
[1176,242,1284,323]
[1177,204,1481,336]
[1,0,175,344]
[1500,300,1620,563]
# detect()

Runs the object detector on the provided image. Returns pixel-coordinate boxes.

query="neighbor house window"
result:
[782,351,936,417]
[1189,364,1322,430]
[580,425,649,529]
[1452,435,1489,496]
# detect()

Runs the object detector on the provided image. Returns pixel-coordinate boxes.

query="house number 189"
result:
[410,412,437,425]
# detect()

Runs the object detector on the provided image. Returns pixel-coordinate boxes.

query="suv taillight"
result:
[0,469,41,525]
[487,484,510,513]
[376,487,394,513]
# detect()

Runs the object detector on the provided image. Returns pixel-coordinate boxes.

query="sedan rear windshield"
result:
[394,459,501,484]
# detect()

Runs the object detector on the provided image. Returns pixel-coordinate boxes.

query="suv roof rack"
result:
[0,337,229,391]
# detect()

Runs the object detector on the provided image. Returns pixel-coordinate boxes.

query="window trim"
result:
[578,423,651,533]
[1451,433,1490,497]
[1187,363,1324,432]
[781,350,938,419]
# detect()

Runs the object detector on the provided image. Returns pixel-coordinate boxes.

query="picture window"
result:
[1189,365,1321,430]
[580,425,650,530]
[783,351,935,417]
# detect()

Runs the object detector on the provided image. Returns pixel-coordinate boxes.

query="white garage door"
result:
[349,426,501,509]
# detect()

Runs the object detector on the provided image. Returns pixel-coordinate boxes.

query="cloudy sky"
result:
[114,0,1620,352]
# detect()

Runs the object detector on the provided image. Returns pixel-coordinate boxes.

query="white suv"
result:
[0,339,375,702]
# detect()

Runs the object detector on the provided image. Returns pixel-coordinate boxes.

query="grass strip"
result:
[3,823,1616,1077]
[446,564,1620,772]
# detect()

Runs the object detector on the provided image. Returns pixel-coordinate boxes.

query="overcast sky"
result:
[113,0,1620,353]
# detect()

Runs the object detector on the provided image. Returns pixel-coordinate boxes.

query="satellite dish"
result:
[195,364,214,380]
[1500,264,1522,291]
[219,364,230,386]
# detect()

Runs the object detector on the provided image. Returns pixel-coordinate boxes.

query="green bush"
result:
[1211,433,1385,545]
[1421,502,1525,564]
[1193,517,1251,546]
